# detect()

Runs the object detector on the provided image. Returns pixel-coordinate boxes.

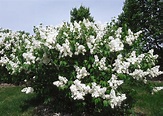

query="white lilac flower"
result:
[83,19,93,28]
[113,54,130,74]
[90,82,107,98]
[137,54,145,63]
[109,89,126,108]
[46,30,57,45]
[108,74,123,90]
[108,37,124,52]
[148,49,158,59]
[21,87,34,94]
[129,69,149,80]
[125,35,135,45]
[147,66,163,78]
[86,35,96,49]
[70,79,91,100]
[115,27,122,38]
[125,29,139,45]
[74,21,81,30]
[75,43,86,55]
[126,51,137,64]
[152,87,163,94]
[74,66,90,79]
[22,52,36,64]
[32,39,41,49]
[94,55,107,71]
[0,55,9,66]
[126,51,145,65]
[53,76,68,87]
[56,39,73,58]
[8,61,19,69]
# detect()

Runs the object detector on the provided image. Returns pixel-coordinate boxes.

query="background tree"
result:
[70,5,94,23]
[117,0,163,71]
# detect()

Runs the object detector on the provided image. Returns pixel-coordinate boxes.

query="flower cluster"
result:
[108,74,123,90]
[113,49,163,82]
[125,29,142,45]
[70,79,91,100]
[21,87,34,94]
[74,66,90,79]
[109,89,126,108]
[53,76,68,87]
[152,86,163,94]
[108,37,124,52]
[56,39,73,58]
[93,55,107,71]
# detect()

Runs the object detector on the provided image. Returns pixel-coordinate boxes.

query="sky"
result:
[0,0,125,34]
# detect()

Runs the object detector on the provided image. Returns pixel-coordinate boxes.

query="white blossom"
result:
[53,76,68,87]
[152,87,163,94]
[56,39,73,58]
[113,54,130,74]
[108,37,124,52]
[22,52,36,64]
[75,43,86,55]
[0,55,9,66]
[129,69,149,80]
[94,55,107,70]
[70,79,91,100]
[126,51,145,65]
[21,87,34,94]
[74,66,90,79]
[148,49,158,59]
[109,89,126,108]
[90,82,107,98]
[125,29,141,45]
[115,27,122,38]
[147,66,163,78]
[108,74,123,90]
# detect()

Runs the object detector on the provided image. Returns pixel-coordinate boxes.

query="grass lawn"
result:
[131,81,163,116]
[0,86,36,116]
[0,81,163,116]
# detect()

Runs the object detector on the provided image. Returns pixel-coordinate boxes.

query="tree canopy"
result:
[70,5,94,23]
[117,0,163,69]
[117,0,162,51]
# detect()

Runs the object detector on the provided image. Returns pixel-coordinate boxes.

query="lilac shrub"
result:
[0,19,162,114]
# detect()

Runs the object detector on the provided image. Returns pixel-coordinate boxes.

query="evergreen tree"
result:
[70,5,94,23]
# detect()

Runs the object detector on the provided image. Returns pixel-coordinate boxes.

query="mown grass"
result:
[0,81,162,116]
[130,81,163,116]
[0,86,36,116]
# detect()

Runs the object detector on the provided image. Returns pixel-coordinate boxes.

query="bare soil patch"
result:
[0,83,15,88]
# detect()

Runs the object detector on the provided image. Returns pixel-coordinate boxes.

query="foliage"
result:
[70,5,94,23]
[0,19,162,115]
[117,0,163,69]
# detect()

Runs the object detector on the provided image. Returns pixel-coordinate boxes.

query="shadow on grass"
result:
[20,95,44,114]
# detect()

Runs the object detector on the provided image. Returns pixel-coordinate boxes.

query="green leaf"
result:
[103,100,109,107]
[88,64,91,69]
[94,98,101,105]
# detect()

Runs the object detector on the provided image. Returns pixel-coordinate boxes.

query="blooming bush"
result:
[0,19,162,114]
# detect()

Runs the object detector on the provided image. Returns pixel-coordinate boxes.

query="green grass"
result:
[0,82,163,116]
[0,86,36,116]
[130,81,163,116]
